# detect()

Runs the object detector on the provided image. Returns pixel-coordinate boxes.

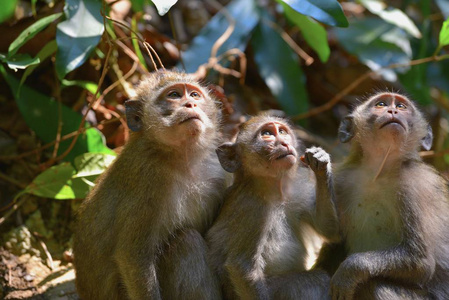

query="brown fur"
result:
[73,71,225,300]
[207,115,339,299]
[315,92,449,300]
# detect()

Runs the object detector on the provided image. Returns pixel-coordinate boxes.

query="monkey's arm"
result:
[331,194,436,300]
[115,224,162,300]
[303,147,340,242]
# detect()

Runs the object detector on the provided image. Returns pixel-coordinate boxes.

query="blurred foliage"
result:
[0,0,448,235]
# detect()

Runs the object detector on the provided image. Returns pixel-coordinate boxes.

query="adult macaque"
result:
[317,92,449,299]
[207,114,340,299]
[73,71,225,300]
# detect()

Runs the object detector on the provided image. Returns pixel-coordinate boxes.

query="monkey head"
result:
[125,71,220,149]
[338,92,433,155]
[216,115,298,178]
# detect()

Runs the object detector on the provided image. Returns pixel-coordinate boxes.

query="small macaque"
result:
[207,114,340,299]
[316,92,449,299]
[73,71,226,300]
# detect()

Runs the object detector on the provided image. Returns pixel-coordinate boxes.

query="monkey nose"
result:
[185,102,197,108]
[387,109,398,114]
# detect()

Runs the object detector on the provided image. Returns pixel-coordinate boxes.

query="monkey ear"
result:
[421,125,433,151]
[125,100,143,132]
[216,142,241,173]
[338,116,355,143]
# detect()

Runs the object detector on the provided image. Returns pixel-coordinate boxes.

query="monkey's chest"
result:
[343,185,403,254]
[261,209,307,275]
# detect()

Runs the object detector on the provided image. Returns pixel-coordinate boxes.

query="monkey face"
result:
[367,94,412,137]
[249,121,298,169]
[216,116,298,178]
[339,92,433,154]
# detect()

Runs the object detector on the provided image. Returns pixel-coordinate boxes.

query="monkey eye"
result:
[279,128,288,135]
[375,101,387,107]
[396,103,407,109]
[190,91,201,99]
[261,130,274,136]
[167,91,182,98]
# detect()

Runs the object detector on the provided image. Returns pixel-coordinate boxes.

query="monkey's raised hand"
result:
[301,146,331,174]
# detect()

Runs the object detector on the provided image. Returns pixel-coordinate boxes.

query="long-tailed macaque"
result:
[207,114,340,299]
[315,92,449,300]
[73,71,226,300]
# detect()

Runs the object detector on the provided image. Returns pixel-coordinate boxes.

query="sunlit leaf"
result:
[73,153,116,178]
[55,0,104,79]
[151,0,177,16]
[180,0,260,73]
[0,65,114,162]
[360,0,421,38]
[8,13,62,57]
[20,41,58,89]
[4,54,40,72]
[282,3,330,62]
[24,163,78,199]
[439,18,449,48]
[251,19,308,116]
[279,0,348,27]
[61,79,98,94]
[0,0,18,23]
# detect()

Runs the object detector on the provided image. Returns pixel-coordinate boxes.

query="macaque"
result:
[315,92,449,300]
[73,71,225,300]
[207,114,340,299]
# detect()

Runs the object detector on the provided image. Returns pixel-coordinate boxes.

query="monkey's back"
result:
[73,140,225,299]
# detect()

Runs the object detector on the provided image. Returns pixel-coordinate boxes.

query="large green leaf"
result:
[439,18,449,49]
[55,0,104,79]
[8,13,62,56]
[282,3,330,62]
[251,20,308,116]
[359,0,421,39]
[73,152,116,177]
[334,18,411,81]
[280,0,348,27]
[0,65,114,162]
[151,0,177,16]
[180,0,260,73]
[0,0,17,23]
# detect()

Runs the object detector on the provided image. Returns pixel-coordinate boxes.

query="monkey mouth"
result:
[380,119,405,130]
[275,151,296,160]
[179,114,202,124]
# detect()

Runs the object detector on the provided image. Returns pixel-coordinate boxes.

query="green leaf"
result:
[282,3,330,62]
[8,13,62,57]
[334,18,411,81]
[130,0,146,12]
[439,18,449,49]
[180,0,260,73]
[151,0,177,16]
[251,20,308,116]
[73,152,116,177]
[359,0,421,38]
[24,163,79,199]
[0,0,17,23]
[61,79,98,94]
[279,0,348,27]
[4,53,40,71]
[20,40,58,89]
[0,65,114,162]
[55,0,104,79]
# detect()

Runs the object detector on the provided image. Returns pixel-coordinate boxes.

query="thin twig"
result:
[372,145,391,182]
[0,172,27,189]
[0,196,27,226]
[292,54,449,121]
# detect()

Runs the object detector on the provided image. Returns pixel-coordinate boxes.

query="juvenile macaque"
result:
[316,92,449,299]
[207,114,340,299]
[73,71,225,300]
